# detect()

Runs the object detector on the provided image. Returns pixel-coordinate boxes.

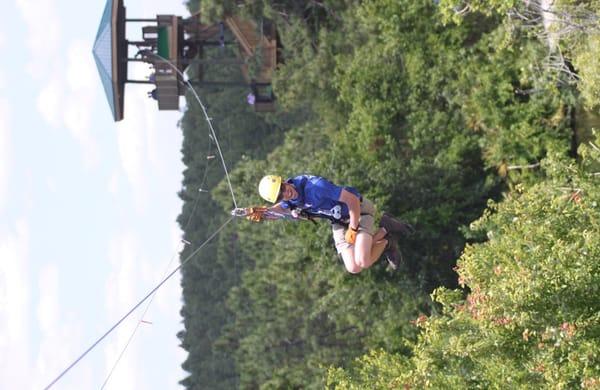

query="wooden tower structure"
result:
[93,0,280,121]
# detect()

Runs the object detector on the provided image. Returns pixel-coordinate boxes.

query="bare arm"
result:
[338,189,361,230]
[269,203,290,215]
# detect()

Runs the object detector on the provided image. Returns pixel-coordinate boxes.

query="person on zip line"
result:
[256,174,413,273]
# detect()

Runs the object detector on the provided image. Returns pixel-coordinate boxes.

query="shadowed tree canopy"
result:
[175,0,598,388]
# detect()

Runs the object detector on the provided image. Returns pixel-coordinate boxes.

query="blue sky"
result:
[1,0,195,388]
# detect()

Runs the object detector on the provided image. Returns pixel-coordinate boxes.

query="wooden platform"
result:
[224,16,278,84]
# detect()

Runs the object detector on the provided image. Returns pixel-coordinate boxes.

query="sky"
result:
[0,0,196,388]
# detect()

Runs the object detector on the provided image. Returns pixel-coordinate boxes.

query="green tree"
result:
[177,0,587,388]
[328,139,600,388]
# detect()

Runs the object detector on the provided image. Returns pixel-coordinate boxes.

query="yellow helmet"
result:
[258,175,282,203]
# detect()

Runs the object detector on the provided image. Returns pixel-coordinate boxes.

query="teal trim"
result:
[92,0,117,120]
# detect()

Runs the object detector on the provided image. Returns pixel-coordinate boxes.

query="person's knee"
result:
[354,253,369,269]
[340,250,361,274]
[345,263,362,274]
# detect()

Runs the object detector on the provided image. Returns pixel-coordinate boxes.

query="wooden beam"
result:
[126,79,154,84]
[126,18,156,22]
[125,58,151,62]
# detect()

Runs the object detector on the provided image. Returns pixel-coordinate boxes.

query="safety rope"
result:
[47,53,242,390]
[100,76,219,389]
[100,193,205,389]
[98,54,239,388]
[150,53,238,209]
[43,216,234,390]
[100,251,177,390]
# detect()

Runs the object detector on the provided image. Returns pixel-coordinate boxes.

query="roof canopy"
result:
[93,0,126,121]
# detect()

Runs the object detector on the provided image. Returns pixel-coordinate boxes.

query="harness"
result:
[284,177,364,227]
[233,176,366,226]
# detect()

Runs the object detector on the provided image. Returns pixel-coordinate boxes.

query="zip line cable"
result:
[44,216,234,390]
[101,94,218,389]
[150,52,238,209]
[100,252,178,390]
[100,174,216,390]
[198,136,216,192]
[47,53,241,390]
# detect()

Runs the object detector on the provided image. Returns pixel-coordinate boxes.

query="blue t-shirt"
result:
[280,175,361,221]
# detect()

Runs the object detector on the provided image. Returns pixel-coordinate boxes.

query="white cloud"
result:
[116,94,150,212]
[108,172,120,196]
[102,320,140,390]
[36,40,100,167]
[15,0,62,79]
[0,100,11,212]
[36,265,59,332]
[66,40,97,91]
[114,81,184,219]
[64,40,100,167]
[139,0,188,22]
[34,309,92,389]
[45,176,58,193]
[0,228,89,390]
[103,232,145,389]
[144,99,161,171]
[106,233,140,317]
[63,100,98,165]
[102,227,186,389]
[36,78,63,128]
[0,37,5,88]
[155,224,184,313]
[33,264,86,387]
[105,49,185,213]
[0,220,30,387]
[142,98,184,180]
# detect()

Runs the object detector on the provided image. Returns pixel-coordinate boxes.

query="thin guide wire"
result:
[102,159,215,388]
[151,53,238,209]
[44,217,234,390]
[101,59,235,387]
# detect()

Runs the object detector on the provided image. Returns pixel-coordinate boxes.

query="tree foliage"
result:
[175,0,599,388]
[328,139,600,389]
[440,0,600,109]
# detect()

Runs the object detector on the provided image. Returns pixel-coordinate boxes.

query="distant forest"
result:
[175,1,600,388]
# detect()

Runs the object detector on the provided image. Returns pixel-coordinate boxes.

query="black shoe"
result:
[380,213,415,236]
[383,236,402,270]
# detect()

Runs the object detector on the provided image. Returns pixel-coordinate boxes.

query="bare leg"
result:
[354,231,372,269]
[373,227,387,242]
[340,228,390,273]
[363,227,388,265]
[369,239,387,263]
[340,248,361,274]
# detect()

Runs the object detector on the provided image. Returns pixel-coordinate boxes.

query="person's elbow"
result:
[339,189,360,210]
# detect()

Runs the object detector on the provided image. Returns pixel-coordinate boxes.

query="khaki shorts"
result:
[331,198,376,254]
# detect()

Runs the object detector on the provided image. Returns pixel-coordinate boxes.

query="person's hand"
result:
[246,207,265,222]
[345,226,358,244]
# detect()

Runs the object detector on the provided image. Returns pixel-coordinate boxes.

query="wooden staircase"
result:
[224,16,278,84]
